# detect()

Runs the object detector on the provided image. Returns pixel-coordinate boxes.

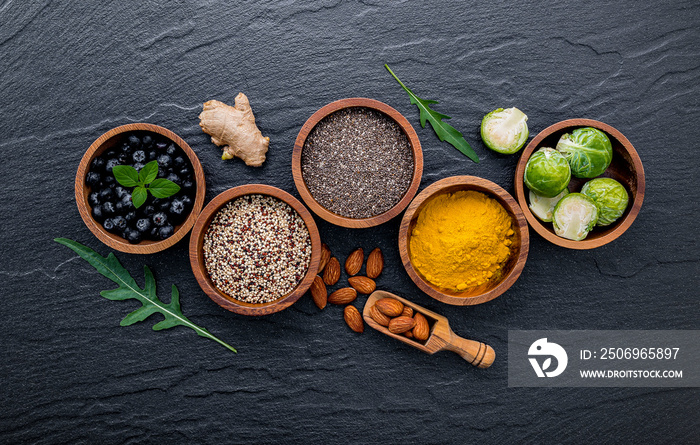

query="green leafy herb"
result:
[112,160,180,208]
[55,238,237,353]
[384,64,479,163]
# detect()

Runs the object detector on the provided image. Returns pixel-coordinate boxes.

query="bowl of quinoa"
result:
[292,98,423,228]
[189,184,321,316]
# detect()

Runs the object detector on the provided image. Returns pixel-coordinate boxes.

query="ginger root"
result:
[198,93,270,167]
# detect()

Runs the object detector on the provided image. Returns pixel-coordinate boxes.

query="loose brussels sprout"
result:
[529,188,569,222]
[552,193,599,241]
[523,147,571,198]
[581,178,629,226]
[556,127,613,178]
[480,107,529,154]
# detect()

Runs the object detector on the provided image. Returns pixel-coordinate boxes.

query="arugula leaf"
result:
[54,238,237,353]
[138,160,158,184]
[131,186,148,208]
[384,64,479,163]
[113,165,140,187]
[149,178,181,198]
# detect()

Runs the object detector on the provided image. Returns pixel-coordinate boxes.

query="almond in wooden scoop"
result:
[375,297,403,317]
[388,316,416,334]
[323,257,340,286]
[344,305,364,333]
[412,312,429,341]
[328,287,357,305]
[345,248,363,276]
[366,247,384,279]
[369,304,391,327]
[348,276,376,295]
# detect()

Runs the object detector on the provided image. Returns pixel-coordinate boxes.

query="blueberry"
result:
[148,150,158,161]
[105,158,120,173]
[166,144,177,156]
[92,205,105,223]
[149,226,159,240]
[88,192,101,207]
[141,134,153,148]
[99,188,114,202]
[157,168,168,178]
[115,201,126,214]
[132,150,146,163]
[125,228,142,244]
[103,175,116,186]
[133,162,145,171]
[158,224,174,240]
[142,205,156,217]
[179,166,192,178]
[166,173,181,186]
[127,134,141,149]
[103,218,116,232]
[86,172,101,187]
[102,201,116,216]
[153,198,170,211]
[157,154,172,169]
[114,186,127,199]
[124,211,137,224]
[120,195,134,211]
[135,218,151,233]
[119,141,131,153]
[113,215,127,232]
[155,141,168,150]
[152,212,168,227]
[181,179,194,191]
[118,152,130,164]
[180,195,193,208]
[90,157,106,172]
[168,199,186,223]
[105,150,117,159]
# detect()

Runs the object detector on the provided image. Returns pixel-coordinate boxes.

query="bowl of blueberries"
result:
[75,123,205,254]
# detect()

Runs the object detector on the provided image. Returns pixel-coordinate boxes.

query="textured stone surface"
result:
[1,1,699,443]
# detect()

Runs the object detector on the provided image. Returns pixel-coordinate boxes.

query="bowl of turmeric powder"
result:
[398,176,529,306]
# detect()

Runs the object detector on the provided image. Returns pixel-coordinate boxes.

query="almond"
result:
[401,306,414,318]
[403,330,414,339]
[343,305,364,333]
[369,304,391,327]
[310,275,327,310]
[323,257,340,286]
[375,297,403,317]
[318,243,331,273]
[388,316,416,334]
[412,312,429,341]
[328,287,357,305]
[348,276,376,295]
[366,247,384,279]
[345,248,363,276]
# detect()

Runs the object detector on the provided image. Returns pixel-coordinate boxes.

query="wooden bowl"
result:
[292,98,423,228]
[75,123,205,254]
[514,119,645,249]
[189,184,321,316]
[399,176,529,306]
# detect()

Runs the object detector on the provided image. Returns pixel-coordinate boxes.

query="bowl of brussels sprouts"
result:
[514,119,645,249]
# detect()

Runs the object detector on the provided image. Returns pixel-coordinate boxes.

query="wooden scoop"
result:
[363,290,495,368]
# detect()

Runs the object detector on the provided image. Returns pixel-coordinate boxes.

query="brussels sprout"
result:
[552,193,599,241]
[556,127,613,178]
[529,188,569,222]
[581,178,629,226]
[523,147,571,198]
[480,107,529,154]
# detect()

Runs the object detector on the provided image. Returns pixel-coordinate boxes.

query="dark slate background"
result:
[1,1,699,443]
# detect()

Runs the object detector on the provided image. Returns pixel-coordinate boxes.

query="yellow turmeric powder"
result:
[409,190,514,291]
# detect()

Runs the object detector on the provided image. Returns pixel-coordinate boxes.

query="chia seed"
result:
[301,107,414,218]
[203,194,312,304]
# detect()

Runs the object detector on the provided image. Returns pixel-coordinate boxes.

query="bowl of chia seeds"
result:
[189,184,321,316]
[292,98,423,228]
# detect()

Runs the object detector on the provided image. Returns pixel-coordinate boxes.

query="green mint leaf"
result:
[149,178,181,198]
[138,160,159,185]
[385,64,479,163]
[112,165,140,187]
[132,186,148,208]
[53,238,237,353]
